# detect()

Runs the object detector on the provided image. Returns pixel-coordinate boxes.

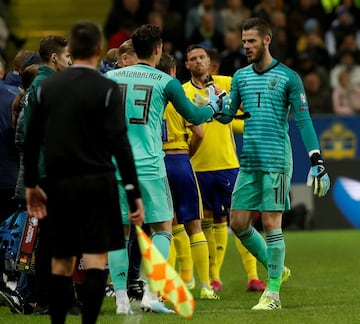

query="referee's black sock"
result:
[49,274,74,324]
[81,269,106,324]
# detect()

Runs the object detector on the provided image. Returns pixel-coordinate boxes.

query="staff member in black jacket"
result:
[24,21,144,324]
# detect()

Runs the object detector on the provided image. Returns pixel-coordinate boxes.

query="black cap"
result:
[21,53,41,71]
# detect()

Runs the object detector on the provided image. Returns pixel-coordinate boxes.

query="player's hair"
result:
[38,35,68,63]
[118,39,136,56]
[186,44,209,56]
[69,21,102,59]
[131,24,162,59]
[105,48,119,62]
[242,17,272,39]
[156,52,176,74]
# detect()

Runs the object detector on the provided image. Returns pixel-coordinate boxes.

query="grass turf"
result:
[1,229,359,323]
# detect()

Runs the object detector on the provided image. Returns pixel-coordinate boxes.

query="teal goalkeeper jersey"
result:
[218,59,320,174]
[106,63,214,180]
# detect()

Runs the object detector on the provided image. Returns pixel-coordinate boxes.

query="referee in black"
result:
[24,21,144,324]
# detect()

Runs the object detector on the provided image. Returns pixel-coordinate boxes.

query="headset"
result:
[53,54,67,70]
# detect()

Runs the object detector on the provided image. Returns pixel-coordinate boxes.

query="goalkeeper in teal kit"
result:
[215,17,330,310]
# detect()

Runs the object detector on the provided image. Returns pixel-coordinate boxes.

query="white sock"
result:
[265,291,280,301]
[143,284,158,301]
[115,289,128,302]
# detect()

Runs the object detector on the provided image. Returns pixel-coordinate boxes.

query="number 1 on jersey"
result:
[256,92,261,107]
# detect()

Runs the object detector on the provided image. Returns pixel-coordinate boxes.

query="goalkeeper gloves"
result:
[208,86,227,114]
[306,152,330,197]
[220,94,232,112]
[192,86,223,113]
[193,92,209,107]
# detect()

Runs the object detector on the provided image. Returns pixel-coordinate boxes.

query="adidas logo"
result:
[116,271,127,277]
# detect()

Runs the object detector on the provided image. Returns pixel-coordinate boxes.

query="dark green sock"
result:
[236,226,267,268]
[266,229,285,293]
[152,231,172,260]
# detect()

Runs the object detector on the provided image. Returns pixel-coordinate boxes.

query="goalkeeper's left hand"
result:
[306,152,330,197]
[207,86,225,114]
[193,92,209,107]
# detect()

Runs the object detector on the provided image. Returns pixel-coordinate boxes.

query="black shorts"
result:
[44,172,125,258]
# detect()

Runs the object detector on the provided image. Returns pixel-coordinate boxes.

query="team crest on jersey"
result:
[267,76,279,90]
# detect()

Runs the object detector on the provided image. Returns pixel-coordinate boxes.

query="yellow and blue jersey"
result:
[183,75,243,172]
[162,101,189,151]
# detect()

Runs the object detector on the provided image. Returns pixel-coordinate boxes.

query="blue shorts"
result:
[196,168,238,215]
[118,177,173,225]
[231,170,291,212]
[165,154,203,224]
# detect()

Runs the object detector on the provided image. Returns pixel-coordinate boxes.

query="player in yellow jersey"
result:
[158,52,219,300]
[183,45,265,292]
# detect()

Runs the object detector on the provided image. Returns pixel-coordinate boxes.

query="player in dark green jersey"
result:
[216,17,330,310]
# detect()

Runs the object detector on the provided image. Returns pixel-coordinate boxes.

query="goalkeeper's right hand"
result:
[207,86,226,114]
[193,93,209,107]
[192,86,228,114]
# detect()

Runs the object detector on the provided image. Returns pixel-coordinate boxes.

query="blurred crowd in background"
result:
[2,0,360,116]
[99,0,360,116]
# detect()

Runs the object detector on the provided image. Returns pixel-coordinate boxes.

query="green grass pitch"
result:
[1,230,359,323]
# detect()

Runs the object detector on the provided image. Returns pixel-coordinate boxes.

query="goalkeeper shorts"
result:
[231,170,291,212]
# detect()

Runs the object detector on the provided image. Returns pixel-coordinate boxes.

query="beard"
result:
[191,67,207,78]
[247,44,265,64]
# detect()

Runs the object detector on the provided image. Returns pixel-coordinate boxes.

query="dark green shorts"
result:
[231,170,291,212]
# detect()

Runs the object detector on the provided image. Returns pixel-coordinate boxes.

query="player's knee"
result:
[230,210,253,233]
[230,217,247,234]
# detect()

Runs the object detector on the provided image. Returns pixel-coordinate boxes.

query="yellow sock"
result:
[190,232,210,288]
[235,237,259,282]
[172,224,193,284]
[213,222,228,277]
[201,218,220,282]
[168,236,176,268]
